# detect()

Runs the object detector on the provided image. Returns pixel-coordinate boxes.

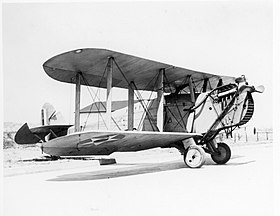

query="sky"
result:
[2,0,273,128]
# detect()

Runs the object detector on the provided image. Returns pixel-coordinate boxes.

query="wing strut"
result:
[202,78,209,92]
[128,81,135,130]
[156,68,164,132]
[106,57,113,130]
[75,72,81,132]
[112,58,159,131]
[188,75,196,104]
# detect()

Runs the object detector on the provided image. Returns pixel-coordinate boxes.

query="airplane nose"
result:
[239,85,265,94]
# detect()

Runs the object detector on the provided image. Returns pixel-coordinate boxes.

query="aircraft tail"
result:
[15,123,72,144]
[15,103,72,144]
[41,103,65,125]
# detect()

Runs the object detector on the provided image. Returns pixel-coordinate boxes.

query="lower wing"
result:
[42,130,201,156]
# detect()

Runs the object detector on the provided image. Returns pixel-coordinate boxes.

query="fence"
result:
[218,127,273,143]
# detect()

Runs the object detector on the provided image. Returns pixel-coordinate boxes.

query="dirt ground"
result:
[3,140,274,216]
[3,139,272,176]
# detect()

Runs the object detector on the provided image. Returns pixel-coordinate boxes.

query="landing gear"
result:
[211,142,231,164]
[184,145,206,168]
[178,140,231,168]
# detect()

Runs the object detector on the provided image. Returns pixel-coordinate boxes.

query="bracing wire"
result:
[80,75,107,130]
[80,60,108,129]
[112,58,160,131]
[80,66,121,130]
[81,60,109,129]
[135,72,161,131]
[163,72,187,129]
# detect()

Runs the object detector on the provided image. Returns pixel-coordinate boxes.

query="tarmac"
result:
[3,142,273,216]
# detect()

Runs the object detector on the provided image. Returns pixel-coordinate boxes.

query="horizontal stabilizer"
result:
[15,123,41,144]
[15,123,73,144]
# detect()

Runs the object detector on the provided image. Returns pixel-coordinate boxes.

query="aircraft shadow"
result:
[48,160,186,182]
[48,155,254,182]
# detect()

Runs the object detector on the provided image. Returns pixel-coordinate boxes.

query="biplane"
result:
[15,48,264,168]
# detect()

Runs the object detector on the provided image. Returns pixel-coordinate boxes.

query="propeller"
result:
[253,85,265,93]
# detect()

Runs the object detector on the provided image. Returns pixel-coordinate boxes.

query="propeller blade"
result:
[254,85,265,93]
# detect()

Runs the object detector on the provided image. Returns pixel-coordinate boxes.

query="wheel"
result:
[184,145,206,168]
[211,142,231,164]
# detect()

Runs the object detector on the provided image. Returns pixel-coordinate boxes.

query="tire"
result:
[211,142,231,164]
[184,145,206,168]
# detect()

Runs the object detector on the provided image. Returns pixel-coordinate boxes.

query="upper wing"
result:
[43,48,235,92]
[42,130,201,156]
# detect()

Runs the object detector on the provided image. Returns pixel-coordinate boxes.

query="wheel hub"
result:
[186,149,202,166]
[184,145,206,168]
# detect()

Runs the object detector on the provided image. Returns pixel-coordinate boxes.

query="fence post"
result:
[245,127,248,142]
